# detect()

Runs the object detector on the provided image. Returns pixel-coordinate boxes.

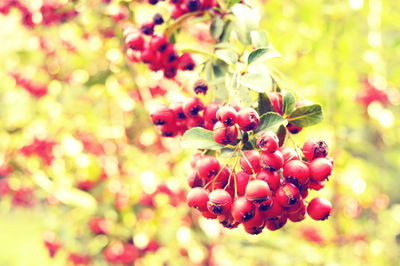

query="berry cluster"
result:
[10,72,48,98]
[148,0,218,19]
[0,0,78,28]
[150,96,216,137]
[186,133,333,234]
[123,20,195,79]
[20,137,57,165]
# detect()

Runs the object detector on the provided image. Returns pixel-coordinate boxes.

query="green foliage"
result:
[181,127,224,150]
[288,104,323,127]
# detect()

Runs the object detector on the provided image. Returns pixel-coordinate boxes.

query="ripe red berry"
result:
[213,122,238,145]
[245,180,271,209]
[243,210,265,234]
[279,146,300,165]
[150,106,174,125]
[231,197,256,223]
[268,92,283,115]
[240,150,261,174]
[159,124,179,137]
[265,215,287,231]
[237,108,260,131]
[125,33,144,50]
[182,97,204,117]
[302,138,328,161]
[286,122,302,134]
[236,171,250,196]
[201,209,217,219]
[207,189,233,215]
[150,35,169,52]
[260,150,284,171]
[288,206,306,222]
[187,170,204,188]
[213,166,232,188]
[178,53,195,70]
[309,158,333,182]
[196,156,220,180]
[308,179,325,191]
[186,0,201,11]
[216,106,237,126]
[187,187,209,212]
[283,160,310,187]
[256,131,279,153]
[256,170,281,191]
[187,115,204,128]
[262,197,284,219]
[140,22,154,35]
[275,182,301,207]
[203,103,219,124]
[307,197,332,221]
[218,214,239,229]
[169,101,186,120]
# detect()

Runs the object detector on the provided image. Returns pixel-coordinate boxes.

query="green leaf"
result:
[227,0,241,8]
[181,127,224,150]
[216,49,238,65]
[210,17,225,41]
[231,4,260,44]
[258,93,274,115]
[255,112,287,133]
[248,48,268,65]
[240,72,272,93]
[247,47,281,65]
[239,86,252,107]
[283,92,296,115]
[277,125,287,147]
[288,104,323,127]
[250,30,269,48]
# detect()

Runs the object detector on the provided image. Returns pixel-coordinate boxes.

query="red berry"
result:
[256,170,281,191]
[150,105,174,125]
[213,166,232,188]
[243,210,265,234]
[159,124,179,137]
[218,214,239,229]
[260,150,284,171]
[178,53,195,70]
[309,158,332,182]
[245,180,271,208]
[201,209,217,219]
[308,179,325,191]
[240,150,261,174]
[187,187,209,212]
[279,146,300,165]
[187,115,204,128]
[187,170,204,188]
[288,206,306,222]
[302,138,328,161]
[262,197,284,219]
[265,215,287,231]
[182,97,204,117]
[169,101,186,120]
[125,33,144,50]
[237,108,260,131]
[275,182,301,207]
[150,35,168,52]
[140,22,154,35]
[268,92,283,115]
[307,197,332,221]
[283,160,310,187]
[216,106,237,126]
[207,189,232,215]
[196,156,220,180]
[236,171,250,196]
[286,122,302,134]
[193,80,208,95]
[213,122,238,145]
[231,197,256,223]
[256,132,279,153]
[203,103,219,124]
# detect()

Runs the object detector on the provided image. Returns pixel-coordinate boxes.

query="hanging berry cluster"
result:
[123,14,195,79]
[0,0,78,28]
[147,0,218,19]
[135,1,334,234]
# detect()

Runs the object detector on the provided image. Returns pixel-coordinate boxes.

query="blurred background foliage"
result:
[0,0,399,265]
